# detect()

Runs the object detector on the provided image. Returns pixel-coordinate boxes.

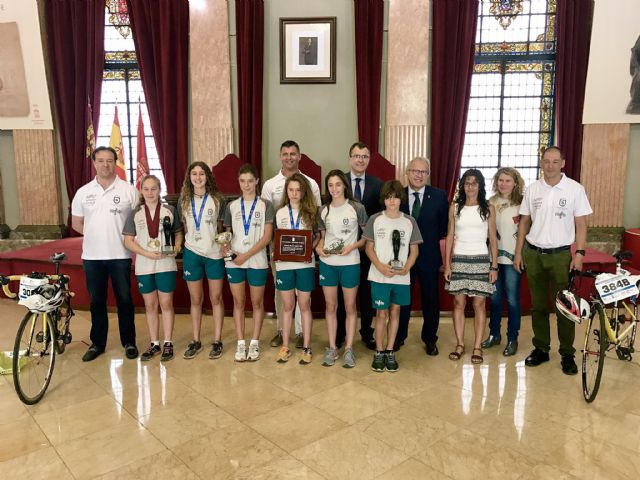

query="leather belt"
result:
[526,241,570,254]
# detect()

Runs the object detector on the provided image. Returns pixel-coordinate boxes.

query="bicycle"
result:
[0,252,75,405]
[558,251,639,403]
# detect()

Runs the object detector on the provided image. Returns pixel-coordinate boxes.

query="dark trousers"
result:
[398,264,440,345]
[83,259,136,349]
[336,254,375,343]
[523,244,575,356]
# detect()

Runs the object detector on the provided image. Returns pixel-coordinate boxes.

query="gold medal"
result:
[148,239,161,250]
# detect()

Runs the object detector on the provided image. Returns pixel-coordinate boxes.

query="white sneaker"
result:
[234,343,247,362]
[247,342,260,361]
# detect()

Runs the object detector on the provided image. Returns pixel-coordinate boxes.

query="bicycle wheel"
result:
[12,311,56,405]
[582,303,607,403]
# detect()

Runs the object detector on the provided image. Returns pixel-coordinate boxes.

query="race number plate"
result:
[18,276,48,301]
[595,273,639,304]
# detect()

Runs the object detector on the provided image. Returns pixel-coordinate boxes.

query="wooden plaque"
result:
[273,229,313,262]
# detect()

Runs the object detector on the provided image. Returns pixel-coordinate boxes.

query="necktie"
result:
[354,177,362,202]
[412,192,421,219]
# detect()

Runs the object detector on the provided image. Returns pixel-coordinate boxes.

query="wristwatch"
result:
[489,266,498,271]
[575,249,586,256]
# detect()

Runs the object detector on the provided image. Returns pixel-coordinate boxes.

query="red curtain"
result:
[44,0,104,216]
[354,0,384,153]
[235,0,264,176]
[430,0,478,200]
[555,0,594,181]
[126,0,189,194]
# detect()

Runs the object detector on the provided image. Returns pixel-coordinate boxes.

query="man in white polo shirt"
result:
[71,146,139,362]
[514,146,592,375]
[261,140,321,348]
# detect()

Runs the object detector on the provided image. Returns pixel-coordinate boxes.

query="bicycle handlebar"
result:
[0,274,73,299]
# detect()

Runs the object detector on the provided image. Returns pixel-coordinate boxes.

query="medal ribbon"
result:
[191,193,208,233]
[241,196,258,237]
[144,203,161,239]
[288,205,301,230]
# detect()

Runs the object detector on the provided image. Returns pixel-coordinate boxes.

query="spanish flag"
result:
[109,105,128,181]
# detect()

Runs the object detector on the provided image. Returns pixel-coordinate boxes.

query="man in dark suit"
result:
[398,157,448,355]
[335,141,384,349]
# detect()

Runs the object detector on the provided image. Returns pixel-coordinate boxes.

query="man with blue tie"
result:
[335,142,384,349]
[398,157,448,355]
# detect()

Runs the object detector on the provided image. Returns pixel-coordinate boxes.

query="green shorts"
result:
[319,261,360,288]
[275,267,315,292]
[136,271,177,294]
[226,267,269,287]
[371,282,411,309]
[182,248,225,281]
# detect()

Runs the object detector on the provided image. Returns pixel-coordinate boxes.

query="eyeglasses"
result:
[464,182,479,187]
[350,154,370,160]
[408,169,429,176]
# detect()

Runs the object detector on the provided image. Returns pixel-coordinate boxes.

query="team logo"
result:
[277,278,283,285]
[343,218,349,225]
[113,195,120,204]
[255,212,261,218]
[184,270,191,277]
[375,299,384,306]
[138,282,143,288]
[559,198,567,207]
[319,274,325,280]
[208,208,214,216]
[400,230,406,237]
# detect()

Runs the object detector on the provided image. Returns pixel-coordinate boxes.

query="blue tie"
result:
[354,177,362,202]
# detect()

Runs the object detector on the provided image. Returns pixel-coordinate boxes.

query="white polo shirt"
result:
[519,174,592,249]
[223,197,274,269]
[71,177,138,260]
[317,200,368,266]
[261,170,321,209]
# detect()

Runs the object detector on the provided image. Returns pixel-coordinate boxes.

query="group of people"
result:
[70,141,591,375]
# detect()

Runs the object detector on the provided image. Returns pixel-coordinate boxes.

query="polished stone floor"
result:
[1,298,639,479]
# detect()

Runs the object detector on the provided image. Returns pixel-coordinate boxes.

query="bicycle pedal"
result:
[35,331,44,342]
[63,332,72,344]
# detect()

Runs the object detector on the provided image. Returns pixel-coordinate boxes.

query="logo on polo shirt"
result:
[559,198,567,207]
[113,195,120,204]
[343,218,349,225]
[255,212,261,218]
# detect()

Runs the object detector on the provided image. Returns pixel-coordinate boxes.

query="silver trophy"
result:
[388,229,404,271]
[215,232,237,262]
[161,216,176,256]
[323,238,345,255]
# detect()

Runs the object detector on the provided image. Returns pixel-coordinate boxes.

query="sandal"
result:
[471,348,484,364]
[448,345,465,361]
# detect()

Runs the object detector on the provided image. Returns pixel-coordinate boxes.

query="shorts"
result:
[275,267,315,292]
[182,248,225,281]
[226,267,269,287]
[371,282,411,309]
[136,271,177,294]
[319,262,360,288]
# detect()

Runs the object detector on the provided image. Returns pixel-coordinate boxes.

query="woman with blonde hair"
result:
[481,167,525,356]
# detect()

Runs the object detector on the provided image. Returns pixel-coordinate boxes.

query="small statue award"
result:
[388,229,404,271]
[161,216,176,256]
[323,238,345,255]
[215,232,237,262]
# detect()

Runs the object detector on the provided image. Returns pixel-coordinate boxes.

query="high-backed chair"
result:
[211,153,243,195]
[368,152,396,182]
[299,153,322,192]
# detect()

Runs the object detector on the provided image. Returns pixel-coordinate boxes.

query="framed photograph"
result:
[279,17,336,84]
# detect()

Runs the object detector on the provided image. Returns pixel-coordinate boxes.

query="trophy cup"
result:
[161,216,176,256]
[215,232,237,262]
[323,238,345,255]
[388,229,404,271]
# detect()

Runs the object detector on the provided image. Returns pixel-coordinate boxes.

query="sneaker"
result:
[322,347,338,367]
[270,331,283,347]
[235,343,247,362]
[342,347,356,368]
[385,351,399,372]
[160,343,174,362]
[209,341,223,359]
[371,351,385,372]
[295,333,304,349]
[124,344,139,360]
[140,343,161,361]
[81,344,104,362]
[299,347,313,365]
[183,340,202,359]
[277,346,291,363]
[247,343,260,361]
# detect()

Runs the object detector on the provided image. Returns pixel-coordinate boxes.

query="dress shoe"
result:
[426,342,439,356]
[393,340,404,352]
[525,348,550,367]
[481,334,501,349]
[82,344,104,362]
[561,355,578,375]
[124,344,139,359]
[363,337,376,351]
[502,340,518,357]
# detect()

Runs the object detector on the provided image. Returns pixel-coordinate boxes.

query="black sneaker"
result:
[209,341,223,359]
[561,355,578,375]
[124,344,139,359]
[371,351,386,372]
[385,351,399,372]
[525,348,550,367]
[140,343,161,361]
[183,340,202,359]
[161,343,174,362]
[82,344,104,362]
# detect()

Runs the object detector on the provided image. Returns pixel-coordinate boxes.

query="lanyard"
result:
[191,193,208,232]
[241,196,258,236]
[288,205,301,230]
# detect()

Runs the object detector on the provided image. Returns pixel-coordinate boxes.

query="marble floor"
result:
[1,298,639,479]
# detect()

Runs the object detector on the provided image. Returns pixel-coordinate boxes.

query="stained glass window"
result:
[97,8,166,192]
[461,0,556,187]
